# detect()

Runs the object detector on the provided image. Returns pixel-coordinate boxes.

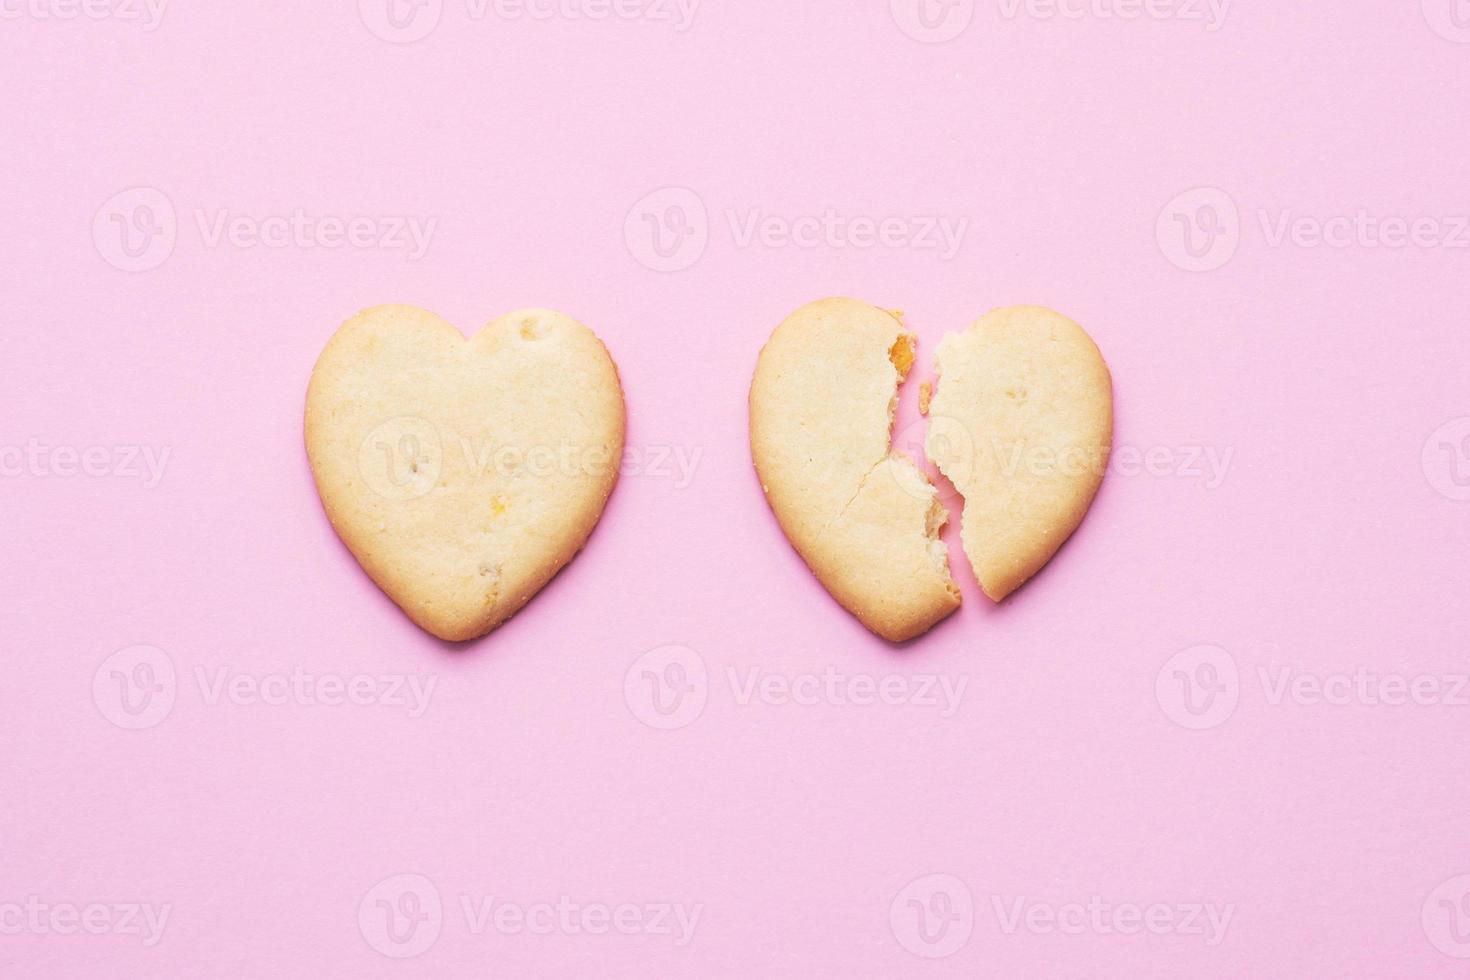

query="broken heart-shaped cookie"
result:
[926,305,1112,602]
[305,305,625,642]
[750,299,1112,640]
[749,298,961,642]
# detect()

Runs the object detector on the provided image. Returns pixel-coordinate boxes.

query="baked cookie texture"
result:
[926,305,1112,602]
[750,298,960,642]
[305,305,625,642]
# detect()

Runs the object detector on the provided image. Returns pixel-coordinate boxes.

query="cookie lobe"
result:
[925,305,1112,601]
[750,298,960,642]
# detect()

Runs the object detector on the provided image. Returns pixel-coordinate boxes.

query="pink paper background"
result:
[4,1,1470,976]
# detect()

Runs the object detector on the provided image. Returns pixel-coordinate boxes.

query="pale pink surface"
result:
[3,2,1470,977]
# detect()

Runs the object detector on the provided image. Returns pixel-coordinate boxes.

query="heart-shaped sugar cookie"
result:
[750,298,961,642]
[305,305,625,641]
[926,305,1112,601]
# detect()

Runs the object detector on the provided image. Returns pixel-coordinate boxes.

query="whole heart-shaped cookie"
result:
[750,298,961,642]
[926,305,1112,602]
[305,305,625,641]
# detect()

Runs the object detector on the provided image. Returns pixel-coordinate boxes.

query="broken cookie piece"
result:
[749,297,960,642]
[926,305,1112,602]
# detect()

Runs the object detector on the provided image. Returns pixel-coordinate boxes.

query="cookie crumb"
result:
[888,335,915,378]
